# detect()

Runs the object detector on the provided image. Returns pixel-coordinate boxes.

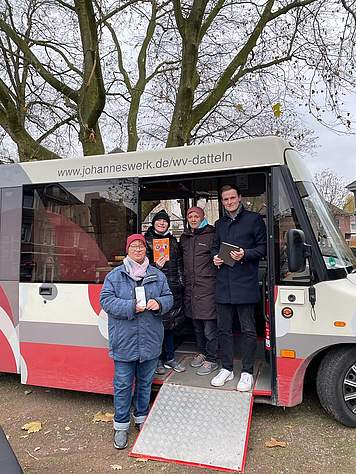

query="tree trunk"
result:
[75,0,106,155]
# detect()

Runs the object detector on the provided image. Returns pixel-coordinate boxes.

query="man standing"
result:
[180,207,218,375]
[211,185,266,391]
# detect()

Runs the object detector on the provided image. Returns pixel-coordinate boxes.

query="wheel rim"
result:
[343,363,356,415]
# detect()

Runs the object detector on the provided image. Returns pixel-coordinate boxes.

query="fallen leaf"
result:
[24,390,32,395]
[111,465,122,470]
[93,412,114,423]
[265,437,287,448]
[34,447,41,452]
[21,421,42,433]
[65,426,71,431]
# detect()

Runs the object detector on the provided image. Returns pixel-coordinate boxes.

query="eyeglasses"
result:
[129,245,146,251]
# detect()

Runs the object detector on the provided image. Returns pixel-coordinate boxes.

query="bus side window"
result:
[273,172,310,284]
[20,179,138,284]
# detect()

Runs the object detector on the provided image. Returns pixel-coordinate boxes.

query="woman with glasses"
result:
[100,234,173,450]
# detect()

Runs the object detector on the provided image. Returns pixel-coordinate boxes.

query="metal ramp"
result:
[130,380,254,472]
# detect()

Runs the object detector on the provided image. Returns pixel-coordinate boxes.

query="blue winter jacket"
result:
[100,264,173,362]
[211,206,267,304]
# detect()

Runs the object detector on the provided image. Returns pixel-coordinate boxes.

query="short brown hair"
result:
[220,184,241,197]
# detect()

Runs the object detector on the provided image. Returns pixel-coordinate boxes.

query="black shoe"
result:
[155,360,166,375]
[114,430,128,449]
[135,423,144,431]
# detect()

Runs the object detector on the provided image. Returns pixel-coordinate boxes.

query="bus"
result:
[0,136,355,427]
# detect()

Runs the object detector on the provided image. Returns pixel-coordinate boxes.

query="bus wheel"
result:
[316,346,356,427]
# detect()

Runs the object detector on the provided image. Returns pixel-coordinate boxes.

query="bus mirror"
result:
[286,229,307,272]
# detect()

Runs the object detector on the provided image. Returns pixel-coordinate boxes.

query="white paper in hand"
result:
[135,286,146,307]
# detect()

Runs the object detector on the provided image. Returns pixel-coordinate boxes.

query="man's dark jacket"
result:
[211,206,267,304]
[180,223,216,320]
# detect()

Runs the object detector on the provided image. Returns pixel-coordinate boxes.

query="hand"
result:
[230,248,244,261]
[135,304,146,313]
[146,299,160,311]
[156,256,168,268]
[213,254,224,266]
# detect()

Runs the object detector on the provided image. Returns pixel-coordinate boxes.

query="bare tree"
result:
[0,0,356,160]
[0,0,106,160]
[314,168,350,208]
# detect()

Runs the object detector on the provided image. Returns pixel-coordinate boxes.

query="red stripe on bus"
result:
[88,284,103,316]
[276,356,307,407]
[0,330,17,373]
[21,342,114,394]
[0,285,13,322]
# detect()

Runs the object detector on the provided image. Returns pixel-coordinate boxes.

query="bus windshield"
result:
[296,181,356,274]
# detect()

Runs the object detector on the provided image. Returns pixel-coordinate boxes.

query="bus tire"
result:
[316,345,356,427]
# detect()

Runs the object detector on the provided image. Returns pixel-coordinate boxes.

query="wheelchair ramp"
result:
[130,383,253,472]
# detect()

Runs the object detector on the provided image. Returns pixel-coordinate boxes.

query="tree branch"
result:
[28,39,83,76]
[56,0,76,12]
[269,0,317,21]
[0,18,78,102]
[191,0,275,127]
[37,114,76,142]
[172,0,186,34]
[199,0,225,41]
[97,0,141,24]
[340,0,356,23]
[105,21,132,93]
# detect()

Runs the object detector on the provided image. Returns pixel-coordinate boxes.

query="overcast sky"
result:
[303,92,356,185]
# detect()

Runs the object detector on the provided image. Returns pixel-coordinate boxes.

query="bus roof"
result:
[0,136,293,187]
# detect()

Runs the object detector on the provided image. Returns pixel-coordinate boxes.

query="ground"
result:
[1,373,355,474]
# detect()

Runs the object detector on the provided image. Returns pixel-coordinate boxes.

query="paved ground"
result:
[1,373,355,473]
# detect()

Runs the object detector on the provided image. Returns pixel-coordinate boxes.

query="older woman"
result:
[100,234,173,450]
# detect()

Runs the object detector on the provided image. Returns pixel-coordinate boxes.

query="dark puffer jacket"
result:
[180,224,216,320]
[144,227,184,330]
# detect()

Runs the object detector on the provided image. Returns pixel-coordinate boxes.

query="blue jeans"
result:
[113,358,158,431]
[160,329,175,362]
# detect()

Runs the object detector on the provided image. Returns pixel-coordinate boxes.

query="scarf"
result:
[123,255,149,281]
[153,229,170,237]
[198,218,208,229]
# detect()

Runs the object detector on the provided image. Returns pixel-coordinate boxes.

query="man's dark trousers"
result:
[217,303,256,374]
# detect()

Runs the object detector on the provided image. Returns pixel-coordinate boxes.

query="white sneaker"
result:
[237,372,253,392]
[210,368,234,387]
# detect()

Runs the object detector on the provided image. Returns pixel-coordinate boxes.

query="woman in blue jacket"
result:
[100,233,173,450]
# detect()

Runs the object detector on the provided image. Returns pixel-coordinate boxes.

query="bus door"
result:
[140,171,272,392]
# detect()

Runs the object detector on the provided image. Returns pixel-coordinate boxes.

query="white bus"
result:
[0,136,355,426]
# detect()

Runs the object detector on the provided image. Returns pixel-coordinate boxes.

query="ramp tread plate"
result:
[130,384,253,472]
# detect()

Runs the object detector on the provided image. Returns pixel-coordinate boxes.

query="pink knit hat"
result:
[126,234,147,252]
[186,206,205,220]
